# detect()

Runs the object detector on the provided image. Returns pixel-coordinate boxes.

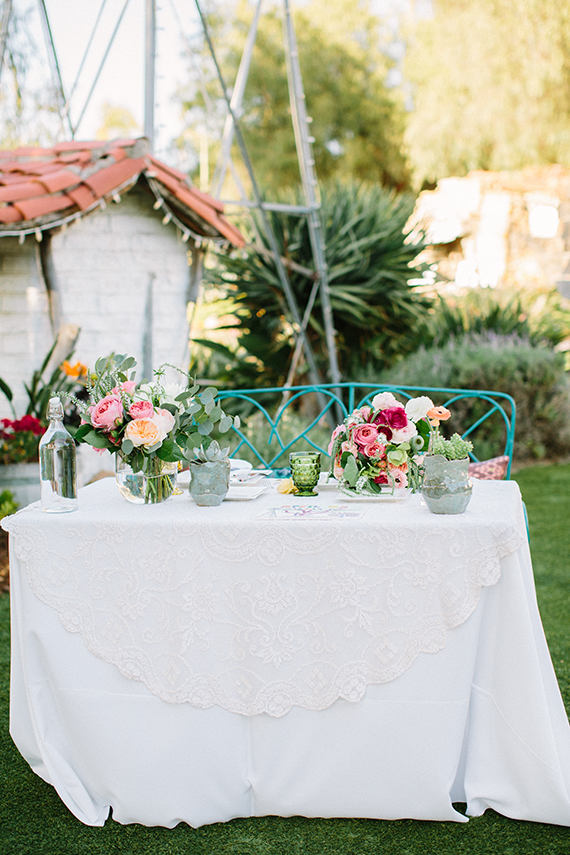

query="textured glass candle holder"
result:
[290,451,321,497]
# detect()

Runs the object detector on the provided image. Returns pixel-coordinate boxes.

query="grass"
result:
[1,463,570,854]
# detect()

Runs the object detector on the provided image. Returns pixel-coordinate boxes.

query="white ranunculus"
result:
[371,392,402,410]
[391,423,418,444]
[405,396,434,423]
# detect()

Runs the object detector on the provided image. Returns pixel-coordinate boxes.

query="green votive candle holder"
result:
[290,451,321,497]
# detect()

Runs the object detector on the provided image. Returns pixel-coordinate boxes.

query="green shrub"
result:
[383,334,570,462]
[0,490,18,520]
[420,287,570,350]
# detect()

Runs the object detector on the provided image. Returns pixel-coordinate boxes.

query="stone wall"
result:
[411,166,570,296]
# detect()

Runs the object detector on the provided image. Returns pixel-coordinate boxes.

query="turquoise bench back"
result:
[216,383,516,478]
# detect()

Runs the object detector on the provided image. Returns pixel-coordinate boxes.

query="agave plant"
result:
[191,181,432,387]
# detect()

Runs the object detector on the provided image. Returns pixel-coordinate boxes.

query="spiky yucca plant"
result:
[192,182,431,387]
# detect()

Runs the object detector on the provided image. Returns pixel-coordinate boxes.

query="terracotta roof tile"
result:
[66,184,98,211]
[36,170,80,194]
[0,205,22,223]
[148,155,189,183]
[15,161,65,176]
[107,147,128,162]
[0,182,47,203]
[12,146,51,157]
[58,150,94,164]
[14,193,72,220]
[0,138,244,246]
[83,157,146,196]
[52,141,105,153]
[0,173,34,186]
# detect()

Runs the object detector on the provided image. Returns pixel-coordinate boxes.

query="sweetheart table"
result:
[4,478,570,828]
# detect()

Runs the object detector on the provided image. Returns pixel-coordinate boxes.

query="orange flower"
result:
[426,406,451,427]
[62,360,88,378]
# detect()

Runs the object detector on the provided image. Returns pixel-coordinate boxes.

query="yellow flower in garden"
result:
[62,360,88,379]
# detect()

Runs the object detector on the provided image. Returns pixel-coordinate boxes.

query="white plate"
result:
[225,485,268,501]
[317,479,411,502]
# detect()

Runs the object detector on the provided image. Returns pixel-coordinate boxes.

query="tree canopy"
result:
[404,0,570,186]
[180,0,411,193]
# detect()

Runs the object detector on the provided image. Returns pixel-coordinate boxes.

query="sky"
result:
[7,0,431,170]
[17,0,203,160]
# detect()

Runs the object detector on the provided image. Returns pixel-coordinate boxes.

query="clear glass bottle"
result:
[39,397,78,513]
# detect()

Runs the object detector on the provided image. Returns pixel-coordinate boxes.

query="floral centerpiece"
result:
[328,392,452,497]
[70,354,240,504]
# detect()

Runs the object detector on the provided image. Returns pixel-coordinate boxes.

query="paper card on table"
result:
[256,504,366,520]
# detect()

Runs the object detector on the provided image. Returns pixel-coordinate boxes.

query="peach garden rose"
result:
[125,418,161,448]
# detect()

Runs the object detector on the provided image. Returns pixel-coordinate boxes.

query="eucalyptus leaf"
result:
[218,416,232,433]
[209,405,223,421]
[199,387,217,404]
[197,419,214,435]
[121,438,134,455]
[204,398,215,415]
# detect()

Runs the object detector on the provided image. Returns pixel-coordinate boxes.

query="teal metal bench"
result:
[216,383,516,478]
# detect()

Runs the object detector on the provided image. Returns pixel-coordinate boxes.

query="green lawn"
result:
[1,464,570,854]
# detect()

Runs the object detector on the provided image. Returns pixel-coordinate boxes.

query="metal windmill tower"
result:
[0,0,341,388]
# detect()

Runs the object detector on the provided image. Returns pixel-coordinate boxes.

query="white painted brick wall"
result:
[0,184,192,422]
[51,185,190,376]
[0,238,53,419]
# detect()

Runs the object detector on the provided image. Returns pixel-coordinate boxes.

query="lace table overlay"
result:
[3,479,527,717]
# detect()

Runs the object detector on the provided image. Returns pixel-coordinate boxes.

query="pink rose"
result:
[359,406,372,422]
[376,407,408,430]
[90,395,124,430]
[364,441,386,459]
[129,400,154,420]
[328,424,346,454]
[112,381,137,395]
[352,424,379,447]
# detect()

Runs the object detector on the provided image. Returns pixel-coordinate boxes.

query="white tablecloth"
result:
[5,479,570,827]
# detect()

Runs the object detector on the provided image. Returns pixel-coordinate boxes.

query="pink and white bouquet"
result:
[328,392,451,496]
[71,354,239,484]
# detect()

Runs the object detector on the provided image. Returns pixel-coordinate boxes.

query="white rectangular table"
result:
[4,478,570,828]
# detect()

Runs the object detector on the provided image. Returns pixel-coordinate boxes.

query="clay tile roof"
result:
[14,193,72,220]
[0,206,22,224]
[0,137,245,246]
[0,181,47,203]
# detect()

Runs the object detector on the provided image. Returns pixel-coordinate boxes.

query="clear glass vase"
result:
[115,453,178,504]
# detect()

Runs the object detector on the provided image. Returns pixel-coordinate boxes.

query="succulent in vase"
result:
[189,441,230,464]
[188,441,231,506]
[430,433,473,461]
